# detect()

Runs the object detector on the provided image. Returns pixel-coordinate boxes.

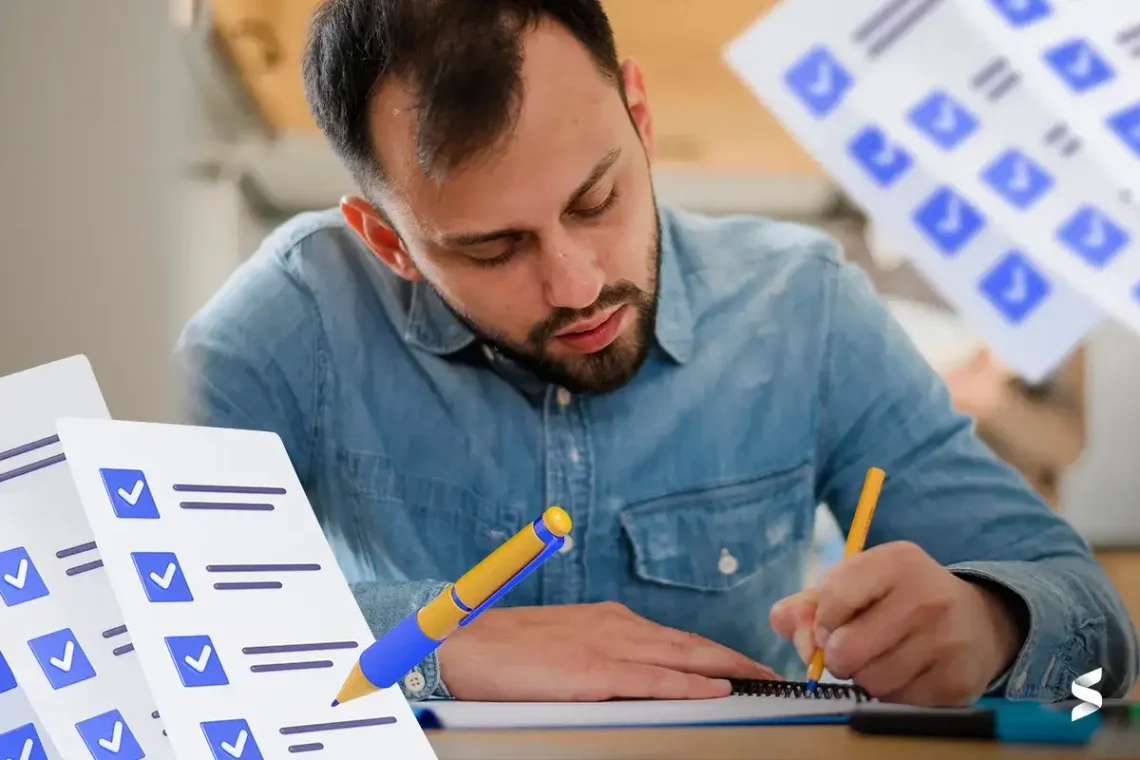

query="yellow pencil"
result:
[806,466,885,691]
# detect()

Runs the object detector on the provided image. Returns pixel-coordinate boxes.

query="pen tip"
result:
[330,700,339,707]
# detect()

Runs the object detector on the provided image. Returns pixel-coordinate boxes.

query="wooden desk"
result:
[431,551,1140,759]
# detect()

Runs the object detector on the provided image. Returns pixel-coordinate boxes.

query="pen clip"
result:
[458,535,565,626]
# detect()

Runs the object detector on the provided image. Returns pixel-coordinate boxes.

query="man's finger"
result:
[624,626,781,680]
[846,631,934,698]
[821,589,915,678]
[813,547,902,637]
[599,662,734,701]
[769,588,817,639]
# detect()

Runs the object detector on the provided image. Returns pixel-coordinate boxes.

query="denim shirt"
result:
[175,205,1138,703]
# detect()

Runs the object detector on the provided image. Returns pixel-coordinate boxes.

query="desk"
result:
[430,552,1140,759]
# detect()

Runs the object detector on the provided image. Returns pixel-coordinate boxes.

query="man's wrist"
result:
[964,577,1029,680]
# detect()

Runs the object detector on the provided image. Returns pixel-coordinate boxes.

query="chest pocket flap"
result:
[619,463,813,592]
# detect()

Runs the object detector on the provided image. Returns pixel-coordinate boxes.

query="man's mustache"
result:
[527,281,647,348]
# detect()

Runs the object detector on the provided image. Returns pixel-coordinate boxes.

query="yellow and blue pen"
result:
[332,506,572,706]
[806,466,885,692]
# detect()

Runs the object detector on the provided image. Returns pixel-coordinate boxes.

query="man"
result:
[176,0,1138,706]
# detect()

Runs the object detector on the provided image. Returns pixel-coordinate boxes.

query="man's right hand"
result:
[436,602,780,701]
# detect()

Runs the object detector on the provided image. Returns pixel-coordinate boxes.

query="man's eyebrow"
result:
[439,148,622,249]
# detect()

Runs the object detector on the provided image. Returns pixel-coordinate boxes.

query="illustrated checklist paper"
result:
[0,357,172,760]
[56,418,438,760]
[0,650,64,760]
[723,0,1140,381]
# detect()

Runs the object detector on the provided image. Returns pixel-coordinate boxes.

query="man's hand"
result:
[437,601,779,701]
[771,542,1024,706]
[943,349,1012,421]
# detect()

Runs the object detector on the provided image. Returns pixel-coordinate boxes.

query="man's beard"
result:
[438,212,662,395]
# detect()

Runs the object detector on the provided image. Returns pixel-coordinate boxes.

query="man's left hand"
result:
[770,541,1024,706]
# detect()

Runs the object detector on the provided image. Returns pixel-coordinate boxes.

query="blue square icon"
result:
[0,724,49,760]
[0,650,17,695]
[131,551,193,603]
[981,148,1054,209]
[979,251,1051,324]
[1056,206,1129,267]
[166,635,229,688]
[27,628,96,690]
[100,469,160,519]
[848,126,913,187]
[784,46,853,118]
[987,0,1052,26]
[201,719,264,760]
[1044,39,1114,93]
[1107,103,1140,158]
[908,91,979,150]
[0,547,49,607]
[76,711,145,760]
[913,187,986,256]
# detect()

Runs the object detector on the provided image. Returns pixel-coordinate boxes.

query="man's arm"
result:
[173,258,452,700]
[812,248,1138,700]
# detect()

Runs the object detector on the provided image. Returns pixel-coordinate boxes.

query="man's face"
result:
[356,21,661,393]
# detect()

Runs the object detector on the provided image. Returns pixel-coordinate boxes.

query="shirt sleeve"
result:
[812,245,1139,700]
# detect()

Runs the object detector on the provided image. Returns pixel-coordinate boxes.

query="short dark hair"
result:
[302,0,624,192]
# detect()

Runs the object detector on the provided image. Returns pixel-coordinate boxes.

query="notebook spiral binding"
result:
[729,678,874,702]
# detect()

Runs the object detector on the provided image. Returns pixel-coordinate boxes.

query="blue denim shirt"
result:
[175,205,1138,703]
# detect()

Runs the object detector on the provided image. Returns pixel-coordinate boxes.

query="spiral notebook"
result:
[411,679,874,730]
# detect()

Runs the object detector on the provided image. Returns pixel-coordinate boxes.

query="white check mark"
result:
[11,737,33,760]
[49,640,75,672]
[97,721,123,753]
[220,730,248,758]
[871,142,896,167]
[117,480,144,506]
[1067,46,1093,79]
[1002,266,1028,303]
[933,99,958,133]
[1008,158,1032,192]
[1082,214,1107,249]
[935,197,963,234]
[149,563,176,589]
[807,62,833,97]
[184,645,212,673]
[2,558,28,589]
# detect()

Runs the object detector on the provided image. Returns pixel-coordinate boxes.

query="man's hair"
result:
[302,0,624,190]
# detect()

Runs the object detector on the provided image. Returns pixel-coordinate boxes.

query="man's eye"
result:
[572,188,619,219]
[470,244,518,268]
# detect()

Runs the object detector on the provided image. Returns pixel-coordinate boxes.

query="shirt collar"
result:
[402,208,694,365]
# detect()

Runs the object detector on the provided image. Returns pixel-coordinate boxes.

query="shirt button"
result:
[569,448,580,463]
[556,387,572,407]
[559,534,575,554]
[403,668,426,694]
[1011,670,1027,692]
[717,548,739,576]
[481,345,495,363]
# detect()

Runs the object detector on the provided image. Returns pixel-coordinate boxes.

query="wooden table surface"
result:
[429,551,1140,759]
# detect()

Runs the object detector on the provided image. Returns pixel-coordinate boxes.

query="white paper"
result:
[0,357,172,760]
[0,651,64,760]
[724,0,1102,382]
[56,418,438,760]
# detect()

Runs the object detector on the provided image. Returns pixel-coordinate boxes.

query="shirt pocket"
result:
[618,462,814,593]
[336,448,523,583]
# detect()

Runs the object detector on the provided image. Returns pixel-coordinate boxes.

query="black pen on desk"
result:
[849,703,1102,745]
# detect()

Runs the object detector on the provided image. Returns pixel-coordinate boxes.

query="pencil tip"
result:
[805,680,817,693]
[330,700,339,707]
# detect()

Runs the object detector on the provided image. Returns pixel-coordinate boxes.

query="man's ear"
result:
[339,195,422,281]
[620,58,656,162]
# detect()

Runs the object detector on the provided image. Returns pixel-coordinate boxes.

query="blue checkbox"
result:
[981,148,1054,210]
[0,650,17,695]
[784,46,852,118]
[979,251,1051,324]
[1056,205,1129,267]
[848,125,913,187]
[987,0,1052,26]
[0,723,49,760]
[201,719,264,760]
[131,551,193,603]
[913,187,986,256]
[76,710,145,760]
[908,91,979,151]
[27,628,96,690]
[166,635,229,688]
[1044,39,1114,93]
[100,468,159,519]
[0,547,49,608]
[1107,102,1140,158]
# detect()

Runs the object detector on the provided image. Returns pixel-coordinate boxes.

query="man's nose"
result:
[541,241,605,311]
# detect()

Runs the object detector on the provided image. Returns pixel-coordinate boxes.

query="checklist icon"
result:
[201,719,264,760]
[0,723,49,760]
[0,547,49,607]
[28,628,96,690]
[979,251,1051,324]
[1044,39,1114,94]
[987,0,1051,27]
[848,125,912,187]
[76,710,145,760]
[131,551,193,603]
[1056,206,1129,267]
[0,650,18,695]
[908,91,978,151]
[1107,103,1140,158]
[166,635,230,688]
[100,468,160,519]
[981,148,1054,210]
[784,46,852,118]
[913,187,985,256]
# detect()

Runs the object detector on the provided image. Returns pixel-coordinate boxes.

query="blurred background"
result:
[1,1,1137,566]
